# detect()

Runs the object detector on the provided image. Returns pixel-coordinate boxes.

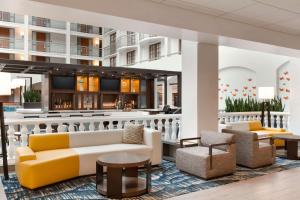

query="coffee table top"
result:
[97,152,150,167]
[272,134,300,141]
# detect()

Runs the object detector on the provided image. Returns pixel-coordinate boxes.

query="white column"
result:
[181,41,218,138]
[24,15,29,60]
[164,37,169,57]
[66,22,71,64]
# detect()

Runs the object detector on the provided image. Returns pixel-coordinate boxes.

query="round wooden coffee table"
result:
[273,135,300,160]
[96,152,151,199]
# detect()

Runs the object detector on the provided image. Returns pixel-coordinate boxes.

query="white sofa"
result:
[16,128,162,189]
[71,129,162,175]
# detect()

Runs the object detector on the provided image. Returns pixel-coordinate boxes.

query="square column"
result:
[66,22,71,64]
[24,15,29,60]
[181,41,218,138]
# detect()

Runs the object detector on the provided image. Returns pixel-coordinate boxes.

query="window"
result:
[126,50,135,65]
[127,31,136,46]
[110,56,116,67]
[179,39,182,55]
[149,42,161,60]
[109,33,116,54]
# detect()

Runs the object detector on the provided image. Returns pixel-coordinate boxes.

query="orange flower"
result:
[286,89,290,93]
[235,89,238,92]
[243,93,247,97]
[283,96,289,100]
[252,86,256,89]
[248,78,252,82]
[279,88,284,91]
[243,86,248,90]
[253,93,256,97]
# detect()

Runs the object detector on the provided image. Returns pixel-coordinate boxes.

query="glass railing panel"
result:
[30,40,66,54]
[71,45,102,57]
[0,12,24,23]
[0,37,24,50]
[30,17,66,29]
[116,34,137,49]
[70,23,101,34]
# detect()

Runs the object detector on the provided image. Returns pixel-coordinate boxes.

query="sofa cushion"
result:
[69,130,123,148]
[248,121,263,131]
[72,144,152,175]
[122,124,144,144]
[29,133,69,152]
[17,148,79,189]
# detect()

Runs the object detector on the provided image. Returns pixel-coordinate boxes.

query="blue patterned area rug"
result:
[2,158,300,200]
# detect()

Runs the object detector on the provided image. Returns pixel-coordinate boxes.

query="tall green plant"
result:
[224,96,284,112]
[23,90,41,103]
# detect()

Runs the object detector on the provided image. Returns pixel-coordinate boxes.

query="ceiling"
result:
[149,0,300,36]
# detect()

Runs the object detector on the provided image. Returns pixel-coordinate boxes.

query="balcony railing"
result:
[30,40,66,54]
[0,37,24,50]
[218,111,290,129]
[71,45,102,57]
[30,16,66,30]
[0,11,24,23]
[139,33,159,41]
[116,34,138,49]
[4,114,181,160]
[103,28,115,34]
[70,23,102,35]
[104,44,117,56]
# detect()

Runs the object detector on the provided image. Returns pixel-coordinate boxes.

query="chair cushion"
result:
[122,124,144,144]
[177,146,227,158]
[201,131,234,151]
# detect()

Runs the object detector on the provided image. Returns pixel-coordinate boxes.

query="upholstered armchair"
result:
[222,129,275,168]
[176,131,236,179]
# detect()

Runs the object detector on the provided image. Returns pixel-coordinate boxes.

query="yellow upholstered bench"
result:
[15,129,162,189]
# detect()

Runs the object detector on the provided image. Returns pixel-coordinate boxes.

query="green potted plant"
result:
[23,90,42,109]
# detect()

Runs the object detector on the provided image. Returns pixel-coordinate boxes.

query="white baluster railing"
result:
[4,114,182,162]
[218,111,290,129]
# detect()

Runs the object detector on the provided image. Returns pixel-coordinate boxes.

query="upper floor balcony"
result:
[71,45,102,57]
[116,34,138,51]
[103,44,117,57]
[30,40,66,54]
[0,11,24,24]
[71,23,102,35]
[29,16,66,30]
[0,36,24,50]
[139,33,164,45]
[103,28,115,34]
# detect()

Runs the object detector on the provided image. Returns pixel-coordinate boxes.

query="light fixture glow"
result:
[258,87,274,100]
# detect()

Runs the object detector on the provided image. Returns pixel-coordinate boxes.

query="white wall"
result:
[219,67,257,109]
[219,46,289,89]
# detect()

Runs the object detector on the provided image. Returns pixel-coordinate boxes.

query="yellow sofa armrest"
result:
[16,147,36,162]
[262,128,286,132]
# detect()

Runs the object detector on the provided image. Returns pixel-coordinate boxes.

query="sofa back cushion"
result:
[200,130,235,151]
[29,133,69,152]
[248,121,263,131]
[122,124,144,144]
[69,130,123,148]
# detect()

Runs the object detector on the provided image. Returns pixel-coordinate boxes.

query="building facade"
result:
[0,10,181,109]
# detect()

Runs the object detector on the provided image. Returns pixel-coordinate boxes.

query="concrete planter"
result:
[23,102,42,109]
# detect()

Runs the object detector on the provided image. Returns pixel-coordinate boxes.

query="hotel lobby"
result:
[1,0,300,199]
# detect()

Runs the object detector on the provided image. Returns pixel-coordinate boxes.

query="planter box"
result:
[23,102,42,109]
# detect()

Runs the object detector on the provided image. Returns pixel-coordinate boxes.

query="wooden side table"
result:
[273,135,300,160]
[96,152,151,199]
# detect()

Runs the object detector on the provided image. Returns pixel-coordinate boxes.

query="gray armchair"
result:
[176,131,236,179]
[222,129,275,168]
